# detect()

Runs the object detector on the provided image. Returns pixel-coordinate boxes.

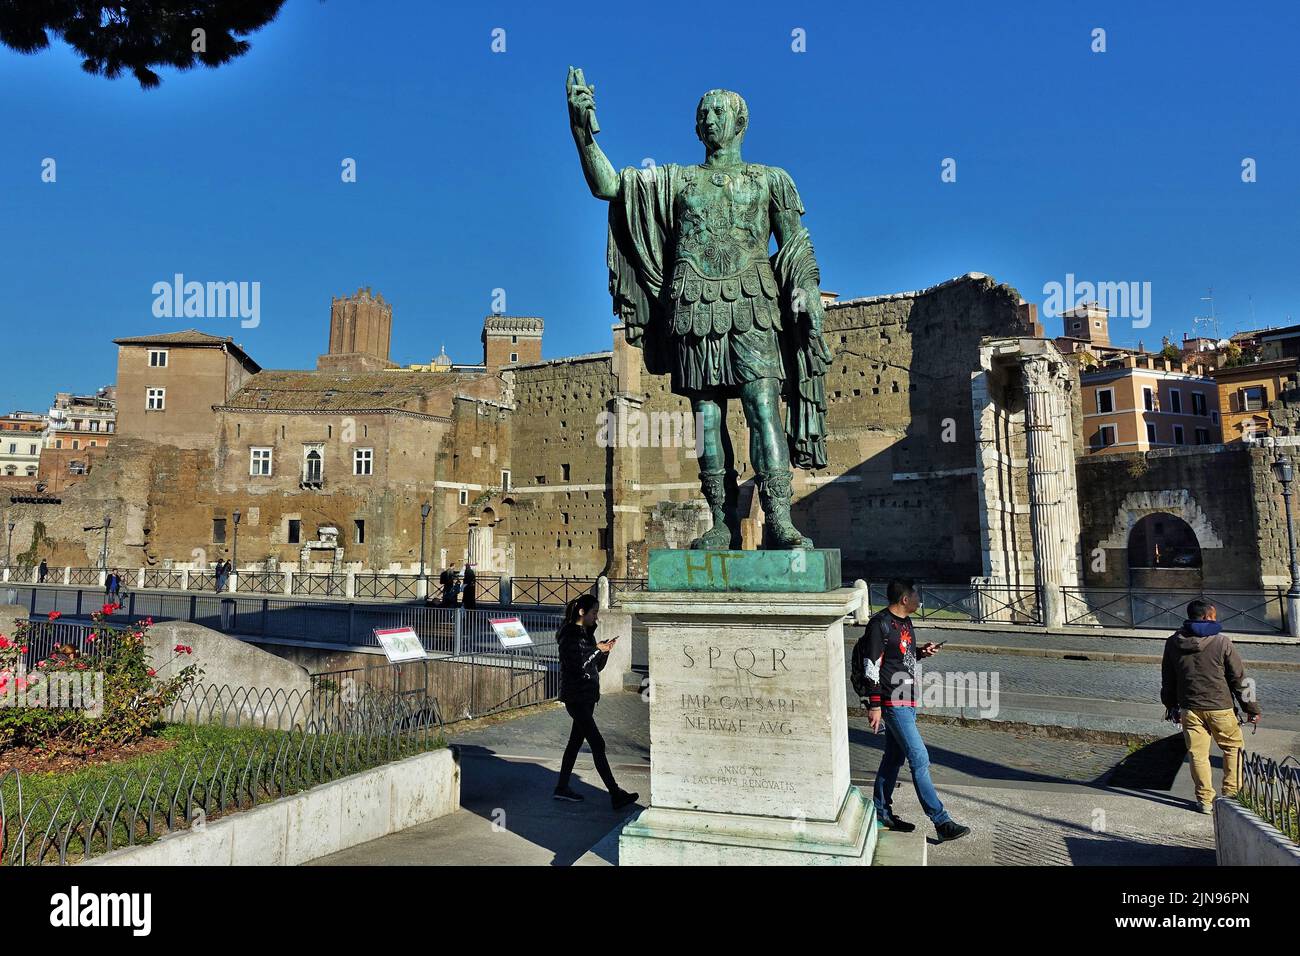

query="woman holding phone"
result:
[553,593,639,809]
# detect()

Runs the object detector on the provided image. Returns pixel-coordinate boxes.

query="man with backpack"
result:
[851,578,971,843]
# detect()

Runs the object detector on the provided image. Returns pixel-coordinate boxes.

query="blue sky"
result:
[2,0,1298,412]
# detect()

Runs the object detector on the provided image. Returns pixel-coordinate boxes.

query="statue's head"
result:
[695,90,748,150]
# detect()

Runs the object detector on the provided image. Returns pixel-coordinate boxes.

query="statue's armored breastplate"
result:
[669,164,781,337]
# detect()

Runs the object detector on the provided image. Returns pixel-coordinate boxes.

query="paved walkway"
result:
[313,691,1299,866]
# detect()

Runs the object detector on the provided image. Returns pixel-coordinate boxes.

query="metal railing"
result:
[510,577,598,607]
[237,571,283,595]
[863,581,1042,625]
[68,567,100,586]
[186,571,218,592]
[5,586,565,655]
[354,573,421,600]
[297,573,345,597]
[0,681,445,866]
[1239,753,1300,844]
[142,569,185,590]
[1062,586,1286,633]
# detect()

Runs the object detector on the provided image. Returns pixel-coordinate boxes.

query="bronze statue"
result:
[566,67,833,550]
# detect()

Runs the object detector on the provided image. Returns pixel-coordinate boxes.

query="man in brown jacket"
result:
[1161,600,1262,813]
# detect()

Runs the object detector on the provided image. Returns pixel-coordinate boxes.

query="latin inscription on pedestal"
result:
[647,618,849,821]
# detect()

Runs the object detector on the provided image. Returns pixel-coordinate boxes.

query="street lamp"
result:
[5,519,14,570]
[419,502,431,581]
[1271,454,1300,637]
[100,514,111,571]
[232,509,242,586]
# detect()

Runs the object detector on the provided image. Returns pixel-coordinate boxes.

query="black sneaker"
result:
[935,820,970,842]
[611,789,639,810]
[884,816,917,832]
[553,786,584,802]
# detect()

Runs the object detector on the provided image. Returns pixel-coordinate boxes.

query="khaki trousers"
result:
[1181,708,1244,806]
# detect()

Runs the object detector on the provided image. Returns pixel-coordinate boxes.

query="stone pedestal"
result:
[619,586,875,865]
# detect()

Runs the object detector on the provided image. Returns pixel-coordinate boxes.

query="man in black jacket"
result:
[852,578,970,842]
[554,593,638,809]
[1161,600,1262,813]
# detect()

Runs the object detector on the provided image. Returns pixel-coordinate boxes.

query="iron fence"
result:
[511,576,597,607]
[68,567,100,586]
[863,581,1042,625]
[0,682,444,866]
[237,570,284,595]
[296,573,345,597]
[186,571,218,592]
[142,569,185,590]
[1062,587,1286,633]
[311,648,560,725]
[354,573,421,600]
[6,587,565,656]
[1239,753,1300,844]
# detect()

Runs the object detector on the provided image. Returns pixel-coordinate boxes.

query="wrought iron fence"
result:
[1239,753,1300,844]
[511,576,597,607]
[609,578,649,596]
[0,682,445,866]
[1062,587,1286,633]
[863,581,1042,625]
[68,567,100,586]
[295,573,345,597]
[142,569,185,590]
[354,573,420,600]
[6,588,565,656]
[237,571,284,595]
[186,571,219,592]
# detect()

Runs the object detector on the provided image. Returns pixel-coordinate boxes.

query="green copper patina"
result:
[647,548,842,593]
[566,67,833,551]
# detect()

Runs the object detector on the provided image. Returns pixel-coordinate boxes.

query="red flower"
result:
[147,668,156,677]
[0,636,9,650]
[86,635,96,643]
[145,617,154,626]
[36,660,46,669]
[47,611,61,621]
[102,603,116,615]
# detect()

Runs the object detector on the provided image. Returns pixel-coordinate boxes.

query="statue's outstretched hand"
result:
[566,66,599,137]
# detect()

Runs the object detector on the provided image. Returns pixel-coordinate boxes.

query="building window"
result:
[302,445,324,484]
[89,440,96,447]
[500,469,511,492]
[1095,388,1114,414]
[354,519,365,545]
[90,420,99,432]
[1173,425,1185,445]
[1195,427,1210,445]
[1143,387,1154,412]
[1212,411,1220,425]
[535,475,546,485]
[510,352,518,363]
[55,439,62,449]
[458,489,469,506]
[1072,321,1081,331]
[1191,392,1208,416]
[146,387,165,410]
[562,512,570,525]
[6,443,13,454]
[149,349,168,367]
[1092,424,1118,450]
[598,528,611,550]
[511,335,518,344]
[28,444,36,455]
[561,463,571,481]
[1241,386,1266,412]
[1168,389,1182,414]
[354,448,373,476]
[288,519,301,544]
[250,447,273,476]
[213,518,227,544]
[72,440,79,450]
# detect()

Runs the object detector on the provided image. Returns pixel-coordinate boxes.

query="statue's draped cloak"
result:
[606,164,829,469]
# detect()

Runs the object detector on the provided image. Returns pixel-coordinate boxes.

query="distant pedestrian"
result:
[462,562,477,609]
[552,594,638,810]
[439,566,454,607]
[214,559,229,593]
[38,559,48,583]
[1161,600,1262,813]
[105,568,121,601]
[852,578,970,843]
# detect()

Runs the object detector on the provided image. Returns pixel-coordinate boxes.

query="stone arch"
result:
[1098,490,1223,551]
[1127,513,1202,569]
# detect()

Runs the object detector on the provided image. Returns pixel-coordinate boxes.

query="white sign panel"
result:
[373,626,427,663]
[490,616,533,649]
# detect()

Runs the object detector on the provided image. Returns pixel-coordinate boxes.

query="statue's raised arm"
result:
[566,66,618,201]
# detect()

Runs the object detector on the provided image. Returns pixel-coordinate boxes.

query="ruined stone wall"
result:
[1076,445,1277,589]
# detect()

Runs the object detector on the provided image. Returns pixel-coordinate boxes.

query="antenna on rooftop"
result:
[1192,287,1219,341]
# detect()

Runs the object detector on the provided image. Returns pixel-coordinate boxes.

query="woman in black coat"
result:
[553,593,638,809]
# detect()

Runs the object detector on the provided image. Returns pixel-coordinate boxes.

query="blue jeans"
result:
[873,706,951,825]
